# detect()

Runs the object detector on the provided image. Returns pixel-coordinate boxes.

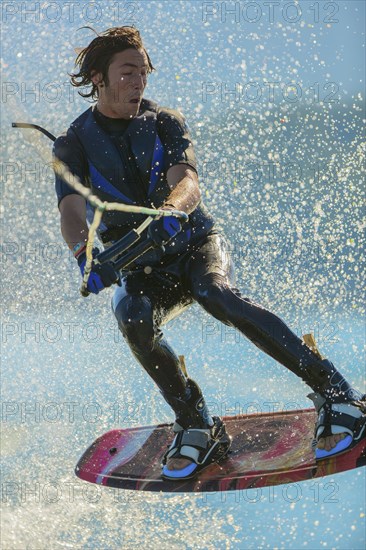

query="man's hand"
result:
[147,214,182,247]
[77,248,120,295]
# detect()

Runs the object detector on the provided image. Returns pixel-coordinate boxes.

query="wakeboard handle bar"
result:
[80,238,158,297]
[95,209,188,266]
[112,237,157,272]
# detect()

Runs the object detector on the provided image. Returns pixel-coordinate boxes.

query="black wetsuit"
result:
[54,99,358,417]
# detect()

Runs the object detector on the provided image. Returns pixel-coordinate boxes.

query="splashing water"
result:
[1,1,365,548]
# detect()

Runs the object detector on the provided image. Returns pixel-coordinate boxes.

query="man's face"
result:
[92,48,148,119]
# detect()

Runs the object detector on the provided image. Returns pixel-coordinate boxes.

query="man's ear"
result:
[91,70,104,87]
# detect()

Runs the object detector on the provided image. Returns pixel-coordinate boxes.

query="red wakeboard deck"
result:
[75,409,366,492]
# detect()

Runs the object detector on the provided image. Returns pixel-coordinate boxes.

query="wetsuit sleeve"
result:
[157,108,198,173]
[53,130,88,208]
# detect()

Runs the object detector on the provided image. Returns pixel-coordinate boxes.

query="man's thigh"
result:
[112,269,193,327]
[185,231,237,290]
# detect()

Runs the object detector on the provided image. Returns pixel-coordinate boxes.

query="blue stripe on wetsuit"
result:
[88,134,164,204]
[88,162,134,204]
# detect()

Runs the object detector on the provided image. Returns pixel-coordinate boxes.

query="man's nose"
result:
[133,74,146,88]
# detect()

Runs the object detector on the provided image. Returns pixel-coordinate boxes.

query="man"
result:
[54,26,365,480]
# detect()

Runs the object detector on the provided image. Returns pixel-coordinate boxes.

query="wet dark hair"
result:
[70,26,155,99]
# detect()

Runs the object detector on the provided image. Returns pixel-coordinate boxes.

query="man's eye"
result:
[121,71,147,78]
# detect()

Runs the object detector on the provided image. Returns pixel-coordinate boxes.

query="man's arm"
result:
[164,164,201,214]
[53,132,90,250]
[59,194,89,250]
[157,107,201,215]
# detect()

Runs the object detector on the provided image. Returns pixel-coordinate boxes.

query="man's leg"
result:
[111,270,229,476]
[112,270,215,427]
[111,272,187,398]
[186,232,364,452]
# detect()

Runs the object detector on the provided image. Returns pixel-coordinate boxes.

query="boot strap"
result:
[164,428,213,465]
[309,393,365,439]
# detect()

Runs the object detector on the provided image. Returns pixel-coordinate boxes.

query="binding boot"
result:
[308,392,366,459]
[160,375,231,480]
[302,334,366,459]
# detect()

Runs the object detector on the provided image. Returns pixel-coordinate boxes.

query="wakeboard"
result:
[75,408,366,492]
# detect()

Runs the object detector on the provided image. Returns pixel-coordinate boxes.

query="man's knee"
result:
[192,280,231,320]
[113,295,155,346]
